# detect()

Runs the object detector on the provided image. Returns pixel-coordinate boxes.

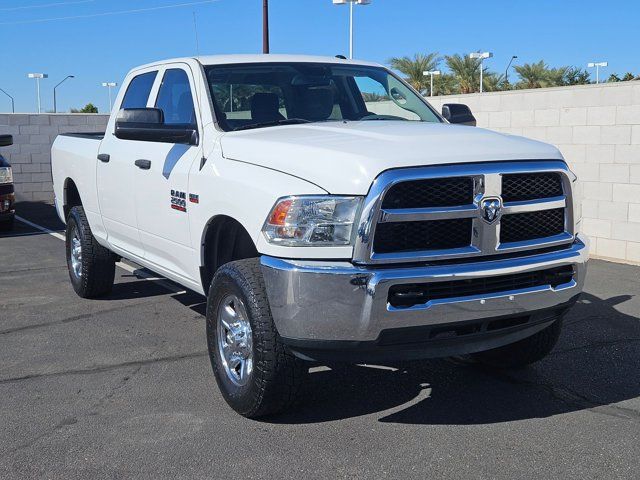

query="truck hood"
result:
[220,121,563,194]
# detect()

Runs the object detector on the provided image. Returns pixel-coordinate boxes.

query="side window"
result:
[121,71,157,109]
[155,69,196,125]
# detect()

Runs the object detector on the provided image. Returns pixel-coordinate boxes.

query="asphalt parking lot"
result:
[1,202,639,479]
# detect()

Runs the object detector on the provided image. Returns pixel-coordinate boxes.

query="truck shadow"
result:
[269,292,640,425]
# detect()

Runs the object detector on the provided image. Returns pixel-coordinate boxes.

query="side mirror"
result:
[115,108,198,145]
[0,134,13,147]
[442,103,476,126]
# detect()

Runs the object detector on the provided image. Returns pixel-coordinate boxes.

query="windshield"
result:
[204,62,442,131]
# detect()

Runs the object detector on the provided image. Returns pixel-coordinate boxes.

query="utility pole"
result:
[262,0,269,54]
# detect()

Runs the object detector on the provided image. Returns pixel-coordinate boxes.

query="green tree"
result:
[432,73,458,96]
[514,61,551,89]
[608,73,622,82]
[563,67,591,85]
[71,103,99,113]
[445,54,482,93]
[388,53,440,93]
[483,72,506,92]
[547,66,569,86]
[622,72,636,81]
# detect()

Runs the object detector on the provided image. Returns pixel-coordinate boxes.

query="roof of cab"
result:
[133,54,384,71]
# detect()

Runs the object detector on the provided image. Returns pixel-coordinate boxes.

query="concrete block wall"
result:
[0,114,109,202]
[428,81,640,265]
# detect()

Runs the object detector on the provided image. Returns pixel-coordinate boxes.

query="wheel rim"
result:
[217,294,253,387]
[69,227,82,279]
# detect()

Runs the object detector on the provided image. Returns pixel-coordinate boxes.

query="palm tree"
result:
[514,61,550,89]
[622,72,636,81]
[547,66,569,86]
[445,54,481,93]
[433,73,458,96]
[483,72,506,92]
[564,67,591,85]
[388,53,440,93]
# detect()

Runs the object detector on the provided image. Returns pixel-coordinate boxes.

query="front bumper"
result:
[261,235,589,361]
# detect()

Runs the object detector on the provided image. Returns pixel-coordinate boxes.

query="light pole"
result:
[587,61,608,84]
[505,55,517,84]
[28,73,48,113]
[469,52,493,93]
[0,87,15,113]
[423,70,441,97]
[332,0,371,59]
[53,75,74,113]
[102,82,118,112]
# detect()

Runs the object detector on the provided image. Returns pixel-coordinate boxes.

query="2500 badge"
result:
[170,190,187,212]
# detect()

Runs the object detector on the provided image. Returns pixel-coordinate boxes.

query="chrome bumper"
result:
[261,235,589,344]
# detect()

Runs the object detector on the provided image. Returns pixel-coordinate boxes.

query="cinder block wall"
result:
[428,81,640,265]
[0,114,109,202]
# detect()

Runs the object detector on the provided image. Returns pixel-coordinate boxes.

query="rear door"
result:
[97,69,158,258]
[134,64,202,280]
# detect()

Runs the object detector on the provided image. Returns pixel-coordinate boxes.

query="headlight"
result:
[263,196,362,246]
[0,167,12,185]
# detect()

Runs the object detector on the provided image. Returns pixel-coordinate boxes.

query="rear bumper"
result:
[261,235,589,361]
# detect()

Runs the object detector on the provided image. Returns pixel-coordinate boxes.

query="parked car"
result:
[51,55,588,418]
[0,134,15,231]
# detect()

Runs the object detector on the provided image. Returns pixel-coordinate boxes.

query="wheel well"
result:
[201,216,259,292]
[63,178,82,219]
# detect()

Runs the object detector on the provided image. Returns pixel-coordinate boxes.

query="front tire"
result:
[472,319,563,368]
[206,258,307,418]
[66,206,116,298]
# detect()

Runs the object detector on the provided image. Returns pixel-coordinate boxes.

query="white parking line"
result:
[14,215,186,294]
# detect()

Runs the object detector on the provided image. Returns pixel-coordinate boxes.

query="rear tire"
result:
[206,258,307,418]
[472,319,563,368]
[66,206,116,298]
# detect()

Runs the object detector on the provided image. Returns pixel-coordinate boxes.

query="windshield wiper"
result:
[233,118,312,131]
[357,113,409,121]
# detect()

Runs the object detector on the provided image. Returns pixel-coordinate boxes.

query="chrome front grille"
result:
[353,161,576,265]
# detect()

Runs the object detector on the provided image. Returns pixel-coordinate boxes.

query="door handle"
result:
[134,159,151,170]
[97,153,110,163]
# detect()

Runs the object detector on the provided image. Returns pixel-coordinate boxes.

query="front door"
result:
[134,64,202,280]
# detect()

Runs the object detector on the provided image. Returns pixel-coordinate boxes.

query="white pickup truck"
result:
[52,54,588,418]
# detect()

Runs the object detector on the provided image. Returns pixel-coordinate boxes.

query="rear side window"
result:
[121,71,157,109]
[155,69,196,125]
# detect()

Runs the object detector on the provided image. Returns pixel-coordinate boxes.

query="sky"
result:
[0,0,637,113]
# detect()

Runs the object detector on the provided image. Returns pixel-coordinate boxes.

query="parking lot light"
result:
[332,0,371,59]
[423,70,441,97]
[0,87,15,113]
[27,73,48,114]
[587,61,608,84]
[102,82,118,112]
[53,75,75,114]
[469,52,493,93]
